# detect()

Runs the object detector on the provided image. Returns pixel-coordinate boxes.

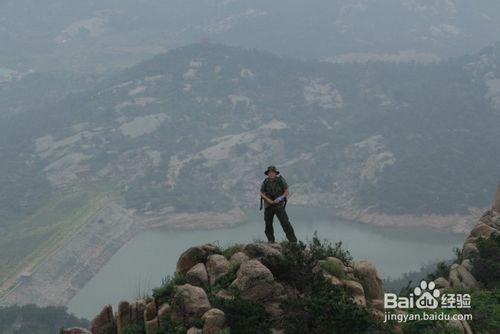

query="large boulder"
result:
[130,300,147,324]
[157,303,171,327]
[116,301,131,334]
[242,243,283,260]
[229,252,249,266]
[434,277,450,290]
[353,261,384,301]
[202,308,226,334]
[171,284,211,324]
[144,300,157,321]
[91,305,116,334]
[343,280,366,306]
[145,318,159,334]
[186,263,209,287]
[176,247,209,275]
[449,264,478,290]
[232,259,283,302]
[206,254,231,285]
[469,223,497,239]
[462,243,479,259]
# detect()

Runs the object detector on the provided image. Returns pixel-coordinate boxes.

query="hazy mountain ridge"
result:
[3,0,500,71]
[2,42,500,225]
[1,42,500,307]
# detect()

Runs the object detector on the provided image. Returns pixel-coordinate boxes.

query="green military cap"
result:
[264,165,280,175]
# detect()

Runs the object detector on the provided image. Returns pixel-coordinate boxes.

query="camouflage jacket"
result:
[260,175,288,208]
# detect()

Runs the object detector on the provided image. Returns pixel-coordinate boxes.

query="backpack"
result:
[260,176,287,210]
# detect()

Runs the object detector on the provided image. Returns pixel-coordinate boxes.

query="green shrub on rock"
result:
[472,234,500,288]
[209,295,271,334]
[153,274,187,305]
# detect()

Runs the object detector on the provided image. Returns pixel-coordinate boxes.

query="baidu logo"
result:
[413,280,440,309]
[384,280,470,310]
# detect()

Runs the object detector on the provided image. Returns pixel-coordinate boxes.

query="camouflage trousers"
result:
[264,205,297,242]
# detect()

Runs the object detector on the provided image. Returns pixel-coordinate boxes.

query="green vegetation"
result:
[123,323,146,334]
[320,260,345,278]
[0,304,88,334]
[282,275,386,334]
[468,288,500,333]
[211,263,240,293]
[152,274,187,306]
[209,295,271,334]
[220,244,242,259]
[472,234,500,288]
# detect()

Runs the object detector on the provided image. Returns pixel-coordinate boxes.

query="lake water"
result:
[67,206,464,319]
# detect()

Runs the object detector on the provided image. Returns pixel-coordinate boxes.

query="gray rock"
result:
[353,261,384,301]
[242,243,283,260]
[206,254,231,285]
[171,284,211,324]
[176,247,208,275]
[130,300,146,324]
[461,259,473,272]
[462,243,479,259]
[229,251,249,266]
[202,308,226,334]
[470,223,497,239]
[145,317,159,334]
[232,259,283,302]
[116,301,131,334]
[186,262,209,287]
[343,280,366,306]
[157,303,170,327]
[449,265,478,290]
[434,277,450,289]
[187,327,203,334]
[456,265,478,289]
[144,300,157,321]
[215,289,234,300]
[91,304,116,334]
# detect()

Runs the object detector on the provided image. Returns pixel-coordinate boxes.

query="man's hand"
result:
[261,192,274,205]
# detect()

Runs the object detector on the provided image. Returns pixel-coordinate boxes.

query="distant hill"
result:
[2,0,500,71]
[0,304,88,334]
[2,42,500,223]
[1,42,500,301]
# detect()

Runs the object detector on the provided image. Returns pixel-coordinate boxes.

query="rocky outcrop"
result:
[201,308,226,334]
[232,259,284,303]
[206,254,231,285]
[186,262,209,287]
[353,260,384,302]
[171,284,211,324]
[432,187,500,292]
[91,305,116,334]
[176,247,209,275]
[229,251,249,265]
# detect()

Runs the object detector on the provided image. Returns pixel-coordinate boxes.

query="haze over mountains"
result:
[2,0,500,72]
[1,1,500,330]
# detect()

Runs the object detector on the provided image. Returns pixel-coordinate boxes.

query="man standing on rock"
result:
[260,165,298,243]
